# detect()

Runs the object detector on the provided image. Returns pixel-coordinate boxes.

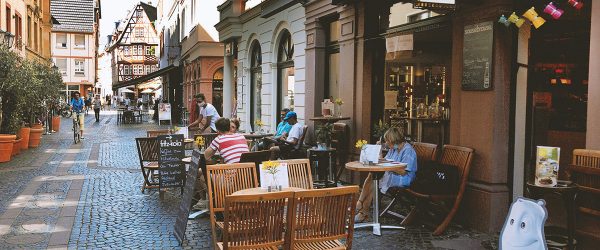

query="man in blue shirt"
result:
[70,92,86,139]
[274,108,292,139]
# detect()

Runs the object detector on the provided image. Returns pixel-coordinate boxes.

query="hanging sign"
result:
[462,21,494,91]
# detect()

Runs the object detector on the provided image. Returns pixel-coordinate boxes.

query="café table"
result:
[307,147,337,188]
[345,161,407,236]
[243,133,274,151]
[309,116,351,124]
[231,187,305,196]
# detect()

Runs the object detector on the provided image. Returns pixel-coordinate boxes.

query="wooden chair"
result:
[219,191,294,250]
[332,123,350,182]
[206,163,259,248]
[194,133,218,149]
[567,149,600,243]
[240,150,273,185]
[400,144,474,235]
[135,137,160,193]
[276,159,314,190]
[380,142,438,218]
[288,186,359,250]
[146,129,170,138]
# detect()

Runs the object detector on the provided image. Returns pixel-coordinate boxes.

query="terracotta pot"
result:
[32,123,43,129]
[0,134,16,162]
[18,127,31,150]
[52,116,61,131]
[29,128,44,148]
[12,138,22,156]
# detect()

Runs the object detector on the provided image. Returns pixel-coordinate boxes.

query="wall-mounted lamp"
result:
[508,12,525,28]
[544,2,564,20]
[523,7,546,29]
[567,0,583,10]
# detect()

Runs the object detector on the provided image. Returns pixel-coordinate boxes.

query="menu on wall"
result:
[157,134,185,191]
[462,21,494,91]
[174,149,204,244]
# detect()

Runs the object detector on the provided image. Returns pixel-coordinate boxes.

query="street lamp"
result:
[0,29,15,48]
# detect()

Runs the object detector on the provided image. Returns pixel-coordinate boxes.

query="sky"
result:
[98,0,220,49]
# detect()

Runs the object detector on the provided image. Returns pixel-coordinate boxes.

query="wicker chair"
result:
[135,137,160,193]
[567,149,600,243]
[146,129,170,138]
[288,186,359,250]
[276,159,314,190]
[400,144,474,235]
[218,191,294,250]
[380,142,438,218]
[206,163,259,248]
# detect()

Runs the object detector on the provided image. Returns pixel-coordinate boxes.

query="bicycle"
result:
[73,111,82,144]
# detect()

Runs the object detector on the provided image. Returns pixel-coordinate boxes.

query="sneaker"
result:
[192,200,208,210]
[354,211,369,223]
[80,137,86,140]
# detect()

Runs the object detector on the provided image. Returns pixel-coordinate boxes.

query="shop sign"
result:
[462,21,494,90]
[386,34,413,52]
[414,0,456,10]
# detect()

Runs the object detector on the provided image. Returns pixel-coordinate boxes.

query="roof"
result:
[140,2,157,22]
[50,0,95,33]
[196,25,215,42]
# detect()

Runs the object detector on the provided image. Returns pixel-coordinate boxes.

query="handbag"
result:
[411,161,459,195]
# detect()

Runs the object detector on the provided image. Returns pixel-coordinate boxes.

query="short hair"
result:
[230,118,240,130]
[215,118,231,133]
[194,93,205,100]
[383,127,406,145]
[281,108,290,113]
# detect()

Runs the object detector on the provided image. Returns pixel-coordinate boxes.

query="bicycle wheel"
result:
[73,120,80,144]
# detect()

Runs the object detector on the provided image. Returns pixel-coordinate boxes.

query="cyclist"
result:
[70,91,86,140]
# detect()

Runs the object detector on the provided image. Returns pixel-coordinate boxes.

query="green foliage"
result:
[0,46,64,134]
[372,119,390,141]
[315,123,334,145]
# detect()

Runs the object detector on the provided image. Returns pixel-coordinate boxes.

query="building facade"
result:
[106,2,159,94]
[1,0,30,57]
[25,0,53,63]
[50,0,98,98]
[216,0,306,132]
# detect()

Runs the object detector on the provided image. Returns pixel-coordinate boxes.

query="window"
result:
[133,65,139,75]
[145,46,151,55]
[15,13,22,48]
[145,65,151,74]
[27,16,31,46]
[135,9,142,18]
[34,22,38,49]
[124,46,130,55]
[135,27,144,37]
[123,65,131,75]
[74,35,85,49]
[74,60,85,76]
[408,11,431,23]
[181,9,186,37]
[5,7,11,33]
[56,34,67,48]
[325,20,340,99]
[250,40,262,131]
[137,45,143,55]
[55,58,67,76]
[277,30,295,113]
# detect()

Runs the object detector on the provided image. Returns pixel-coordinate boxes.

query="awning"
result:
[137,82,161,89]
[112,65,177,90]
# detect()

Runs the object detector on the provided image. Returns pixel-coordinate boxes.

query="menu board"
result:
[462,21,494,90]
[157,134,185,190]
[174,149,204,244]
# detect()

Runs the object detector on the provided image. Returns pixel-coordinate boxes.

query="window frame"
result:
[74,34,85,49]
[74,60,85,76]
[249,40,262,131]
[276,30,295,114]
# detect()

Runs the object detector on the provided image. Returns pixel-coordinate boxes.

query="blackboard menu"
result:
[158,134,185,190]
[174,149,204,244]
[462,21,494,90]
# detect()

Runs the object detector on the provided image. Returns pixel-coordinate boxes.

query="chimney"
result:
[114,22,120,29]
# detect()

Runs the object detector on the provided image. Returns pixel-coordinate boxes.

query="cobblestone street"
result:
[0,112,498,249]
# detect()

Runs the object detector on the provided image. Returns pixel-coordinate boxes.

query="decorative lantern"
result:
[498,15,510,27]
[508,12,525,28]
[523,7,546,29]
[567,0,583,10]
[544,2,564,20]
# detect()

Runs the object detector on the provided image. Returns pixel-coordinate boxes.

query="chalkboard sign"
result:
[462,21,494,90]
[174,149,204,244]
[158,134,185,190]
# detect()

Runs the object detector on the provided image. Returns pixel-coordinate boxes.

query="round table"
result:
[345,161,407,236]
[309,116,351,123]
[231,187,305,196]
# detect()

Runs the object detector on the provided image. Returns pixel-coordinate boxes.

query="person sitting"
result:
[259,109,292,150]
[270,111,303,159]
[354,127,418,222]
[230,118,240,133]
[204,118,249,164]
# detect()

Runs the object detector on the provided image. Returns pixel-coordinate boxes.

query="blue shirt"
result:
[379,142,418,194]
[275,121,292,137]
[71,98,85,112]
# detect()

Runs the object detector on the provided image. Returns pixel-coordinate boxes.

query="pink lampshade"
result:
[544,2,564,20]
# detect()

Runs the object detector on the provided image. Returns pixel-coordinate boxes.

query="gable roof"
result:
[51,0,95,33]
[140,2,157,22]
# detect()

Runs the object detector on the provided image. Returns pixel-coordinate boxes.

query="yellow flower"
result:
[355,139,368,149]
[334,98,344,105]
[195,136,205,147]
[173,126,180,132]
[261,161,280,175]
[255,120,264,127]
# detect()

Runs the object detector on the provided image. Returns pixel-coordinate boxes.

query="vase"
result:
[359,148,368,164]
[268,174,281,192]
[336,104,343,117]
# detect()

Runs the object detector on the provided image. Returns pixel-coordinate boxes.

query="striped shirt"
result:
[209,133,249,164]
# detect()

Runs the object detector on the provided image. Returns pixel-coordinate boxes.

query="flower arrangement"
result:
[195,136,206,150]
[261,160,282,191]
[334,98,344,106]
[170,126,180,134]
[254,119,265,133]
[334,98,344,117]
[355,139,369,164]
[355,139,368,149]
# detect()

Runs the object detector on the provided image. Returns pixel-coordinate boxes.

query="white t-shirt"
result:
[286,123,304,144]
[200,103,221,131]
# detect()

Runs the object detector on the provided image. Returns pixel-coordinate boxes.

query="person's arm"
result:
[204,147,215,160]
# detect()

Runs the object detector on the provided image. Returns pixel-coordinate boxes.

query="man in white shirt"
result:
[188,93,221,132]
[270,111,304,158]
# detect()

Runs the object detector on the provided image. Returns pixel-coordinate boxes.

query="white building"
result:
[50,0,97,99]
[216,0,306,133]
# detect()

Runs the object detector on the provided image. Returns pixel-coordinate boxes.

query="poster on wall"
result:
[462,21,494,91]
[159,103,172,125]
[535,146,560,187]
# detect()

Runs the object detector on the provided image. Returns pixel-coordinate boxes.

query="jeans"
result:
[94,108,100,122]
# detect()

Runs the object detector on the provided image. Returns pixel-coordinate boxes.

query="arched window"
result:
[277,30,294,116]
[250,40,262,131]
[212,68,224,115]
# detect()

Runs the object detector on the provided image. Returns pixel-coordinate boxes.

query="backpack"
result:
[411,161,459,195]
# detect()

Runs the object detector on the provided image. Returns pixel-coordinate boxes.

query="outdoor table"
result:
[526,181,578,250]
[345,161,407,236]
[243,133,274,151]
[307,148,337,188]
[309,116,351,123]
[231,187,306,196]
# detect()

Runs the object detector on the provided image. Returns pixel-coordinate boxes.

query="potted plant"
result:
[0,47,24,161]
[372,119,390,143]
[315,123,333,149]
